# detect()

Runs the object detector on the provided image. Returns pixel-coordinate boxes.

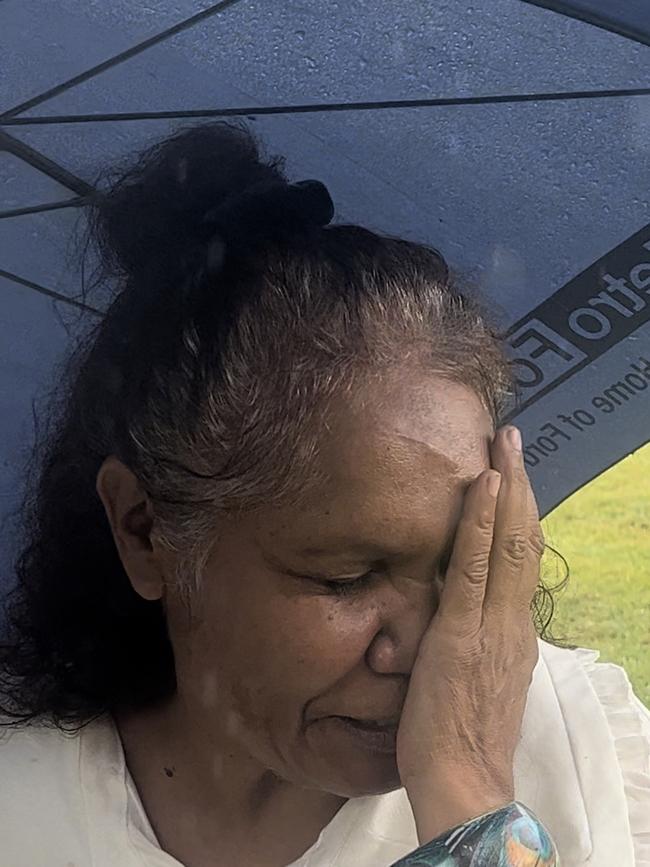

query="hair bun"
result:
[289,180,335,226]
[89,121,296,287]
[200,178,334,246]
[198,177,335,280]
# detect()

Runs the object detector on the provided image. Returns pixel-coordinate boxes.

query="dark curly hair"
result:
[0,120,569,732]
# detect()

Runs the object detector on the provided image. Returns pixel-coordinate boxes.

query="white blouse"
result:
[1,639,649,867]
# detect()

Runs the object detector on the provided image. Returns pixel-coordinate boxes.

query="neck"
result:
[113,696,347,867]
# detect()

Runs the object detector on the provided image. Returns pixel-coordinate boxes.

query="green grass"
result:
[541,442,650,707]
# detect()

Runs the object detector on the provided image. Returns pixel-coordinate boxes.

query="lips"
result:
[339,716,400,730]
[329,716,399,753]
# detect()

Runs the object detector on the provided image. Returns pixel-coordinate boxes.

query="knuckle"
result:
[456,628,489,663]
[461,551,490,583]
[502,530,528,565]
[502,524,545,566]
[475,510,495,534]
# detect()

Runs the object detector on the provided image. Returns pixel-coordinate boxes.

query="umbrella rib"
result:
[1,86,649,125]
[0,269,103,317]
[0,198,89,220]
[0,131,94,197]
[0,0,245,121]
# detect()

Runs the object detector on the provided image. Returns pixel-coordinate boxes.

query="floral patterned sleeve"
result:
[389,801,559,866]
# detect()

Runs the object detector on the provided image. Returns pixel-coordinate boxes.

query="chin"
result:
[304,718,404,798]
[319,759,403,799]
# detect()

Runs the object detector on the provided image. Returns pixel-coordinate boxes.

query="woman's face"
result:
[165,373,493,799]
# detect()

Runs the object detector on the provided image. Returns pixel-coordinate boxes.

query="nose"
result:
[365,573,440,675]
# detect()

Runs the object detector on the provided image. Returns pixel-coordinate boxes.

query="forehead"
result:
[322,373,492,479]
[258,375,493,558]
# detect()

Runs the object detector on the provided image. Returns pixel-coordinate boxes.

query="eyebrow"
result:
[263,533,457,574]
[295,540,396,557]
[260,541,389,572]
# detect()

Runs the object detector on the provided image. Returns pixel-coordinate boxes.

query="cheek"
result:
[308,598,379,657]
[185,588,377,717]
[257,596,378,690]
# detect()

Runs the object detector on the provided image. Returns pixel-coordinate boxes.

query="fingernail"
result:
[487,471,502,497]
[508,426,522,452]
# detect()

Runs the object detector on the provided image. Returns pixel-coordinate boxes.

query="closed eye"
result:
[311,571,376,596]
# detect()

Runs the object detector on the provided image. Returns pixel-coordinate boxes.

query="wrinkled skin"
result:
[95,371,541,867]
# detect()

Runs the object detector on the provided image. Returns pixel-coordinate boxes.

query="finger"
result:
[484,426,543,616]
[436,469,501,626]
[484,426,531,613]
[526,477,545,564]
[526,473,541,525]
[526,481,546,608]
[524,464,542,532]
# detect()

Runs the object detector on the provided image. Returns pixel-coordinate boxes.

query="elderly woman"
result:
[0,122,648,867]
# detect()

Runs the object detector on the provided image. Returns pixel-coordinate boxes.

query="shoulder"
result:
[538,639,650,732]
[538,640,650,866]
[0,717,94,865]
[0,714,84,779]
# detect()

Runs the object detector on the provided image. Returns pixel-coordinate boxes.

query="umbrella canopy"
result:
[1,1,649,594]
[522,1,650,47]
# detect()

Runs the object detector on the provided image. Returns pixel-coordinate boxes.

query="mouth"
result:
[338,716,400,731]
[326,716,399,753]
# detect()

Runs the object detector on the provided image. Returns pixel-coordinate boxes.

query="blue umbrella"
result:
[522,1,650,46]
[1,1,649,595]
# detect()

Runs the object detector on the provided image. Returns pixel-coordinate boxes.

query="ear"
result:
[95,455,165,601]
